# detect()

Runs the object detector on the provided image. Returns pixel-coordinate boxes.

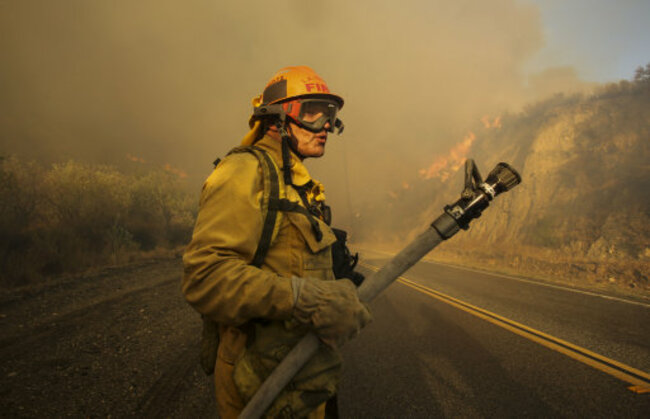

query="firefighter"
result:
[182,66,371,418]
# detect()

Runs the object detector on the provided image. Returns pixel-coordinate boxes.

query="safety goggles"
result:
[282,98,344,134]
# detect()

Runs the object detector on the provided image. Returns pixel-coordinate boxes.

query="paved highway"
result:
[2,257,647,417]
[338,256,650,418]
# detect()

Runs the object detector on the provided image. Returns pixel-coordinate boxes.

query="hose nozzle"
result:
[432,159,522,238]
[484,162,521,196]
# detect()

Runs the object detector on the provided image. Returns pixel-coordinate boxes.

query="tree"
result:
[633,63,650,83]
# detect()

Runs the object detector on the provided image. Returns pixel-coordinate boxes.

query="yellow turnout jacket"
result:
[182,135,339,418]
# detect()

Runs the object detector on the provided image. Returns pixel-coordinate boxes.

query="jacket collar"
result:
[254,135,312,187]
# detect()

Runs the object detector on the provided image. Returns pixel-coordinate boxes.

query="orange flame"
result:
[418,132,476,181]
[126,153,146,163]
[480,115,502,129]
[164,163,188,179]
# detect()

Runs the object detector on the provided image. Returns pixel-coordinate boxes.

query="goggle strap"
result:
[335,118,344,134]
[253,103,286,120]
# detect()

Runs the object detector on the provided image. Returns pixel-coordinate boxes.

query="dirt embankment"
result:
[0,258,215,418]
[355,244,650,301]
[429,246,650,298]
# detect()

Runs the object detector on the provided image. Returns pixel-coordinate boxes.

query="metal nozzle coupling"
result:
[484,162,521,196]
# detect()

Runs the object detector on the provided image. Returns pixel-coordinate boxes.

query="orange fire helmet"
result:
[259,65,344,108]
[242,66,345,145]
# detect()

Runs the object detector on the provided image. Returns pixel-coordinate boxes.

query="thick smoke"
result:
[1,0,593,230]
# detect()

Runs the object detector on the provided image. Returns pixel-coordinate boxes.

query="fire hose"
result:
[239,159,521,419]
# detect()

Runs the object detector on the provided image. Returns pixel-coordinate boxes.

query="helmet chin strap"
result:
[276,121,305,186]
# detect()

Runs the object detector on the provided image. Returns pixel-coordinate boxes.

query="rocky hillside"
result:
[357,70,650,293]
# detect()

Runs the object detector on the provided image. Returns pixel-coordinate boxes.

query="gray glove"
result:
[291,276,372,348]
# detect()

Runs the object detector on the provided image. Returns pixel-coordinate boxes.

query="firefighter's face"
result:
[287,120,330,159]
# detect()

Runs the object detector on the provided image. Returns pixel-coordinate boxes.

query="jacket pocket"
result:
[286,212,336,273]
[285,212,336,253]
[302,247,332,270]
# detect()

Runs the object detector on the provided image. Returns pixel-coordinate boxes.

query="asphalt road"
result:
[2,257,648,417]
[338,256,650,418]
[0,259,215,418]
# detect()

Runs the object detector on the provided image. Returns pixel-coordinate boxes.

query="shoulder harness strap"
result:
[236,146,326,244]
[249,147,282,267]
[269,198,323,242]
[227,146,284,268]
[223,146,326,267]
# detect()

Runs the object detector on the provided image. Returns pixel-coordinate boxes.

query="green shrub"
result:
[0,156,195,286]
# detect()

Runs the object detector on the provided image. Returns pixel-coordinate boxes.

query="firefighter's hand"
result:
[291,277,372,348]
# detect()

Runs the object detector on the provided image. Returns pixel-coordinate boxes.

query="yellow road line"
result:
[357,249,650,309]
[358,261,650,393]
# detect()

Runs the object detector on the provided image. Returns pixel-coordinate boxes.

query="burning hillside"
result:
[353,74,650,293]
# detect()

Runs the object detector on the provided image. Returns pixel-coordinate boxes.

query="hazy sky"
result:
[526,0,650,82]
[1,0,648,228]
